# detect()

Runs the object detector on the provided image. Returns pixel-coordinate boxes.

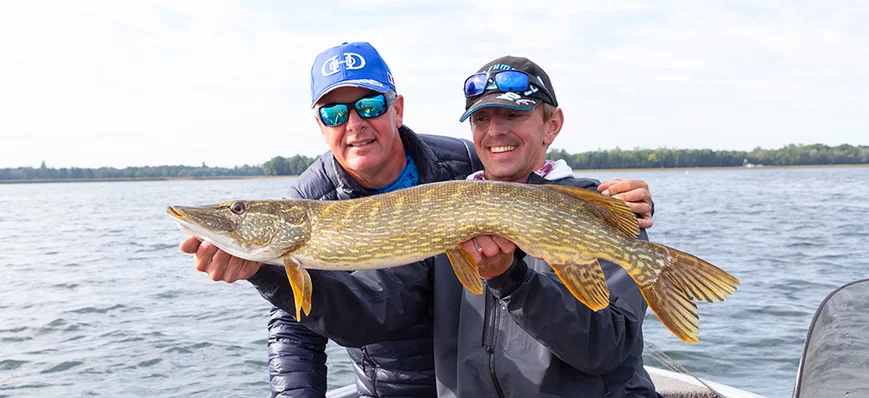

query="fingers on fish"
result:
[640,244,740,344]
[283,257,313,320]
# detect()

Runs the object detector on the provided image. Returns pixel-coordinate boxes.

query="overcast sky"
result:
[1,0,867,169]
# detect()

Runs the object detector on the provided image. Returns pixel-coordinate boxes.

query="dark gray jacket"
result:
[252,167,660,397]
[255,126,482,397]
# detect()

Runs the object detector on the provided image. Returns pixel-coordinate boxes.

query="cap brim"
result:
[311,80,391,108]
[459,92,541,122]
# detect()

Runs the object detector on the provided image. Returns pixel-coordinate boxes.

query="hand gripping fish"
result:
[168,180,739,343]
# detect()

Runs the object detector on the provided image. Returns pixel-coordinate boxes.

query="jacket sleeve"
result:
[486,230,650,376]
[258,180,330,398]
[266,307,328,398]
[249,261,433,348]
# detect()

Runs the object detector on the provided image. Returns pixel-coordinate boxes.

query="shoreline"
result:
[574,163,869,173]
[0,175,300,184]
[1,164,866,184]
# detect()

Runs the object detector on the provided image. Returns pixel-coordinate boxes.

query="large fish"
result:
[168,180,739,343]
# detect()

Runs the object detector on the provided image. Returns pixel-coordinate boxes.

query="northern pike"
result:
[168,180,739,343]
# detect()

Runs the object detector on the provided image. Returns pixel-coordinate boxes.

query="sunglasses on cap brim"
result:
[463,70,556,106]
[317,92,394,127]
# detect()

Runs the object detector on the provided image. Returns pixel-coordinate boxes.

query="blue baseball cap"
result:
[310,42,396,107]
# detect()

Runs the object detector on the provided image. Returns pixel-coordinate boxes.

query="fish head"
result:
[167,200,310,263]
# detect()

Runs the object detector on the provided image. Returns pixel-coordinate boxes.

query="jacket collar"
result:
[466,159,576,182]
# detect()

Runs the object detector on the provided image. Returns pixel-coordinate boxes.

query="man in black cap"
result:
[449,55,662,396]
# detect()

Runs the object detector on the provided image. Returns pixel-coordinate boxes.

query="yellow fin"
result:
[637,243,740,343]
[639,275,700,344]
[660,245,740,303]
[446,246,483,295]
[549,258,611,311]
[541,184,640,238]
[283,257,313,320]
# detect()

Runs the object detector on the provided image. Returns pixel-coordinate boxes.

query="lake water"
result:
[1,166,867,397]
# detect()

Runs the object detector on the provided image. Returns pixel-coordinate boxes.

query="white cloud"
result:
[0,0,867,168]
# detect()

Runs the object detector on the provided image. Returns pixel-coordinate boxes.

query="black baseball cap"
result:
[460,55,558,122]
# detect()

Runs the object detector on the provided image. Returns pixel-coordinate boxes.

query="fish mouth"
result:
[166,206,185,219]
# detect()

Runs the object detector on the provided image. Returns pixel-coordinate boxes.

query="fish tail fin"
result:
[639,243,740,343]
[660,245,741,303]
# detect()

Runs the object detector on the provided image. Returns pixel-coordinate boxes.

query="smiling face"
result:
[314,86,407,189]
[469,105,564,183]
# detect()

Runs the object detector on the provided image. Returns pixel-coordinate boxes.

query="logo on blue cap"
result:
[310,42,396,107]
[321,53,366,76]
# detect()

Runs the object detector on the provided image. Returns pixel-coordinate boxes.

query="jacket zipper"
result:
[486,301,505,398]
[361,346,377,394]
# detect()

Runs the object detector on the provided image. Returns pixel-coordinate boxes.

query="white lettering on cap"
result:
[322,53,367,76]
[496,92,522,102]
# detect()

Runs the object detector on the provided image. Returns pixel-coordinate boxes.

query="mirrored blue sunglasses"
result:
[318,93,392,127]
[463,70,555,105]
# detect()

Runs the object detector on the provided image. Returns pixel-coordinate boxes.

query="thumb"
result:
[179,237,202,254]
[638,216,654,229]
[598,179,622,194]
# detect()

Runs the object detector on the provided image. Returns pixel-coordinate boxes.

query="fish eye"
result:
[229,201,246,215]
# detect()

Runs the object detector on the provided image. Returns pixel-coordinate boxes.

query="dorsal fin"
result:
[541,184,640,237]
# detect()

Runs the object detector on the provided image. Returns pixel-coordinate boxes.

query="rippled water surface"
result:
[1,167,867,397]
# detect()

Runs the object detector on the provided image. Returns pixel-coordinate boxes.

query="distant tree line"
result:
[0,161,265,181]
[0,155,320,181]
[263,155,318,176]
[2,144,866,181]
[547,144,869,169]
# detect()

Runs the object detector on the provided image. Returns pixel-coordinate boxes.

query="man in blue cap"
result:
[184,41,481,397]
[181,42,656,397]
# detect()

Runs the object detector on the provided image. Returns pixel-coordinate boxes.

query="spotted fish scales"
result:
[168,180,739,343]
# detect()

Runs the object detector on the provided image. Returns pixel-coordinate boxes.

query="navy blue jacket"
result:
[257,126,482,397]
[252,167,661,397]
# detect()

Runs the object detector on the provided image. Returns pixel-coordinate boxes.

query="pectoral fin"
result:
[446,246,483,294]
[549,258,611,311]
[282,257,313,320]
